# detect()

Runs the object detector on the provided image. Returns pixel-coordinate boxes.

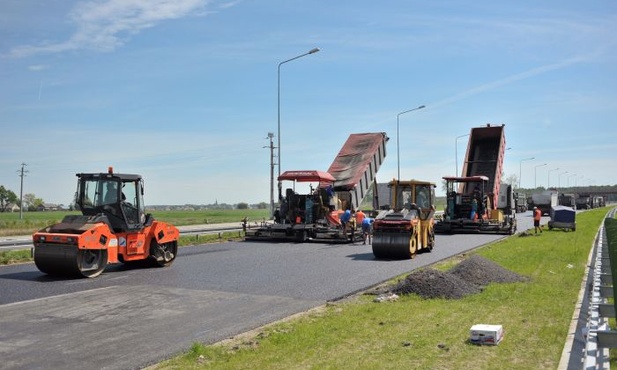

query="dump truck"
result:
[245,132,388,243]
[591,195,606,208]
[372,179,436,259]
[575,193,591,210]
[434,124,516,234]
[559,193,576,209]
[531,190,559,215]
[32,167,179,278]
[515,192,527,213]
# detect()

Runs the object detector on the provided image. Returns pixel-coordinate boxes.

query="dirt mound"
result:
[449,255,529,287]
[391,255,528,300]
[392,268,482,299]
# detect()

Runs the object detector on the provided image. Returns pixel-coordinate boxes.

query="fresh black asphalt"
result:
[0,213,536,369]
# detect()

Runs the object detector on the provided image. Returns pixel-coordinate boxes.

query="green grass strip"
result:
[0,249,31,265]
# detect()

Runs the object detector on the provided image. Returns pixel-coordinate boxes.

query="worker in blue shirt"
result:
[340,209,351,229]
[361,217,373,245]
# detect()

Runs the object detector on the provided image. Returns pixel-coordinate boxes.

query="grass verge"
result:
[0,209,270,236]
[0,249,32,265]
[153,207,612,370]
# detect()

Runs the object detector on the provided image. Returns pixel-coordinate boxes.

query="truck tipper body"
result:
[327,132,388,211]
[435,124,516,234]
[531,190,558,215]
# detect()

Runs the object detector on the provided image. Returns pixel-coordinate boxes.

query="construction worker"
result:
[340,209,352,230]
[361,217,373,245]
[533,206,543,234]
[355,209,366,229]
[470,198,478,220]
[103,182,118,204]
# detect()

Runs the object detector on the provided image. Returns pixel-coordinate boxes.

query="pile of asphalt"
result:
[392,268,482,299]
[450,254,530,286]
[391,255,528,299]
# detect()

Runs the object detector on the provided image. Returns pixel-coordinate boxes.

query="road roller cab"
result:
[372,180,436,259]
[32,167,179,278]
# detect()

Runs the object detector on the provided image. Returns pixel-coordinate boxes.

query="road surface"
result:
[0,212,536,369]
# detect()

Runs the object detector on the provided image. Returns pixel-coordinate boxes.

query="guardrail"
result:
[582,207,617,368]
[0,224,248,251]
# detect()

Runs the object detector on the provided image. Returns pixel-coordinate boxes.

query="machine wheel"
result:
[34,245,108,278]
[372,231,415,260]
[426,229,435,252]
[78,249,108,278]
[150,240,177,267]
[408,235,417,258]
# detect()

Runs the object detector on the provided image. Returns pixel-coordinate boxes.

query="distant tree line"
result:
[0,184,46,212]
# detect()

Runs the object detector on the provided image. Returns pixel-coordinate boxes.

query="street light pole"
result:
[518,157,535,189]
[567,174,577,187]
[534,163,547,189]
[558,171,569,188]
[547,167,559,188]
[455,134,470,177]
[277,47,319,200]
[396,105,425,181]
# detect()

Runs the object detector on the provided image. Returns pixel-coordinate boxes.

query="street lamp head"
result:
[418,105,426,109]
[308,48,320,54]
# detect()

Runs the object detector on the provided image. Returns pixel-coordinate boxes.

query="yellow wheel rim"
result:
[409,233,417,256]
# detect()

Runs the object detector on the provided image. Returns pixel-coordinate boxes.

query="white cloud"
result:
[8,0,213,58]
[27,64,49,71]
[427,55,590,109]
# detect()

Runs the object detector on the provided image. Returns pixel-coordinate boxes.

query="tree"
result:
[0,185,18,212]
[236,202,249,210]
[32,198,44,211]
[23,193,36,210]
[256,202,268,209]
[505,174,518,188]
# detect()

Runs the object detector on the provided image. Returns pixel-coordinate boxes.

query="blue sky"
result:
[1,0,615,206]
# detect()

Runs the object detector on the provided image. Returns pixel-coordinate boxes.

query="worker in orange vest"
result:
[355,209,366,228]
[533,207,543,234]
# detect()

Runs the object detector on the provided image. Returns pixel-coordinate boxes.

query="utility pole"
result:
[264,133,277,219]
[17,163,28,219]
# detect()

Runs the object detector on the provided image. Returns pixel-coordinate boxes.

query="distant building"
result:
[5,203,21,212]
[37,203,61,211]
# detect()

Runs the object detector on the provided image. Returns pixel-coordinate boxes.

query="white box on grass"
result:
[469,324,503,345]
